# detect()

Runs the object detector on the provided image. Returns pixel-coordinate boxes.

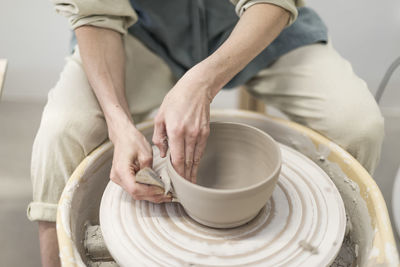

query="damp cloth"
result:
[136,167,175,198]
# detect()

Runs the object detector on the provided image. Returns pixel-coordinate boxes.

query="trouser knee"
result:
[31,106,107,204]
[345,113,384,173]
[325,109,384,174]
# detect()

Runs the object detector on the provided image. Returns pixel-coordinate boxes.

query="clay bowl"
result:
[166,122,282,228]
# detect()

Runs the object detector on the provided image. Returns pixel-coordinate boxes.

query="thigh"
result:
[36,34,174,172]
[245,41,384,172]
[34,34,175,183]
[29,36,175,222]
[59,34,174,123]
[29,50,106,222]
[246,41,382,142]
[124,34,175,116]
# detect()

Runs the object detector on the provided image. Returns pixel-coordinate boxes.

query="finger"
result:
[110,156,136,187]
[117,159,158,198]
[184,133,197,180]
[168,129,185,177]
[138,151,153,169]
[152,118,168,157]
[190,126,210,183]
[130,160,140,174]
[119,163,140,198]
[141,194,172,204]
[110,157,122,184]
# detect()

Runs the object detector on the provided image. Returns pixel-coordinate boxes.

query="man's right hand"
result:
[75,26,171,204]
[109,122,172,203]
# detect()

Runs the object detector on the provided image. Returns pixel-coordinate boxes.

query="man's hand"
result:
[153,66,212,183]
[109,123,171,203]
[75,26,171,203]
[153,4,289,183]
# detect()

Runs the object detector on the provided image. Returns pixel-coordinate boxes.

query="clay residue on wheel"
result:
[279,128,373,267]
[210,112,374,266]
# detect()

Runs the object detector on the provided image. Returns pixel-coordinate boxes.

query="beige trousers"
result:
[27,35,384,222]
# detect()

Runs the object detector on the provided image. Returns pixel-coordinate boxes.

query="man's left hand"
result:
[152,66,212,183]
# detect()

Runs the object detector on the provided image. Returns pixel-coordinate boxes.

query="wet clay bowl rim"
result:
[166,121,282,194]
[165,121,282,228]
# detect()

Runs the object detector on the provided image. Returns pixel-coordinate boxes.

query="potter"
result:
[29,0,385,265]
[136,121,282,228]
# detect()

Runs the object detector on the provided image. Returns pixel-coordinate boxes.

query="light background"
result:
[1,0,400,106]
[0,0,399,265]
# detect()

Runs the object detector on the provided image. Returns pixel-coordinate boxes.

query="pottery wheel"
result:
[100,144,346,266]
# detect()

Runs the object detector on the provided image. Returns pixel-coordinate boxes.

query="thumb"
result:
[152,119,168,157]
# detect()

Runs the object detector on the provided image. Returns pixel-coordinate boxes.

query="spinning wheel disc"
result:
[100,144,346,266]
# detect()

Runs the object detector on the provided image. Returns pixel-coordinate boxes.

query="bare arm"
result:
[75,26,130,130]
[75,26,171,203]
[153,4,289,181]
[203,3,289,97]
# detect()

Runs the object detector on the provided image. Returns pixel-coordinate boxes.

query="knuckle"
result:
[110,170,119,181]
[154,115,163,126]
[171,125,184,136]
[185,161,193,168]
[152,136,161,145]
[132,195,142,201]
[193,157,201,165]
[110,169,121,181]
[114,167,123,176]
[110,175,118,183]
[141,155,152,165]
[129,186,139,196]
[201,126,210,137]
[174,154,185,163]
[188,127,200,139]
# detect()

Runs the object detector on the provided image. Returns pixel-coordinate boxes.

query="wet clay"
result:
[84,224,112,262]
[100,144,346,266]
[194,122,281,190]
[331,233,357,267]
[208,110,377,266]
[139,122,282,228]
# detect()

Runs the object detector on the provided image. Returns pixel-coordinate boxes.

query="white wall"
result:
[1,0,399,107]
[307,0,400,108]
[0,0,70,101]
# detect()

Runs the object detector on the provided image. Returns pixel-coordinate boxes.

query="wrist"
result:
[105,108,136,142]
[191,59,227,100]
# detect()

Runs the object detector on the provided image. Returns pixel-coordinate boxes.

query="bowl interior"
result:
[195,122,280,190]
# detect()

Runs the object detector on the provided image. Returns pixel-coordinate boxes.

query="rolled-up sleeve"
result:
[51,0,138,34]
[230,0,305,26]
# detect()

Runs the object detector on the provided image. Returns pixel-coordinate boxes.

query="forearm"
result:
[76,26,168,202]
[75,26,133,140]
[197,3,290,98]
